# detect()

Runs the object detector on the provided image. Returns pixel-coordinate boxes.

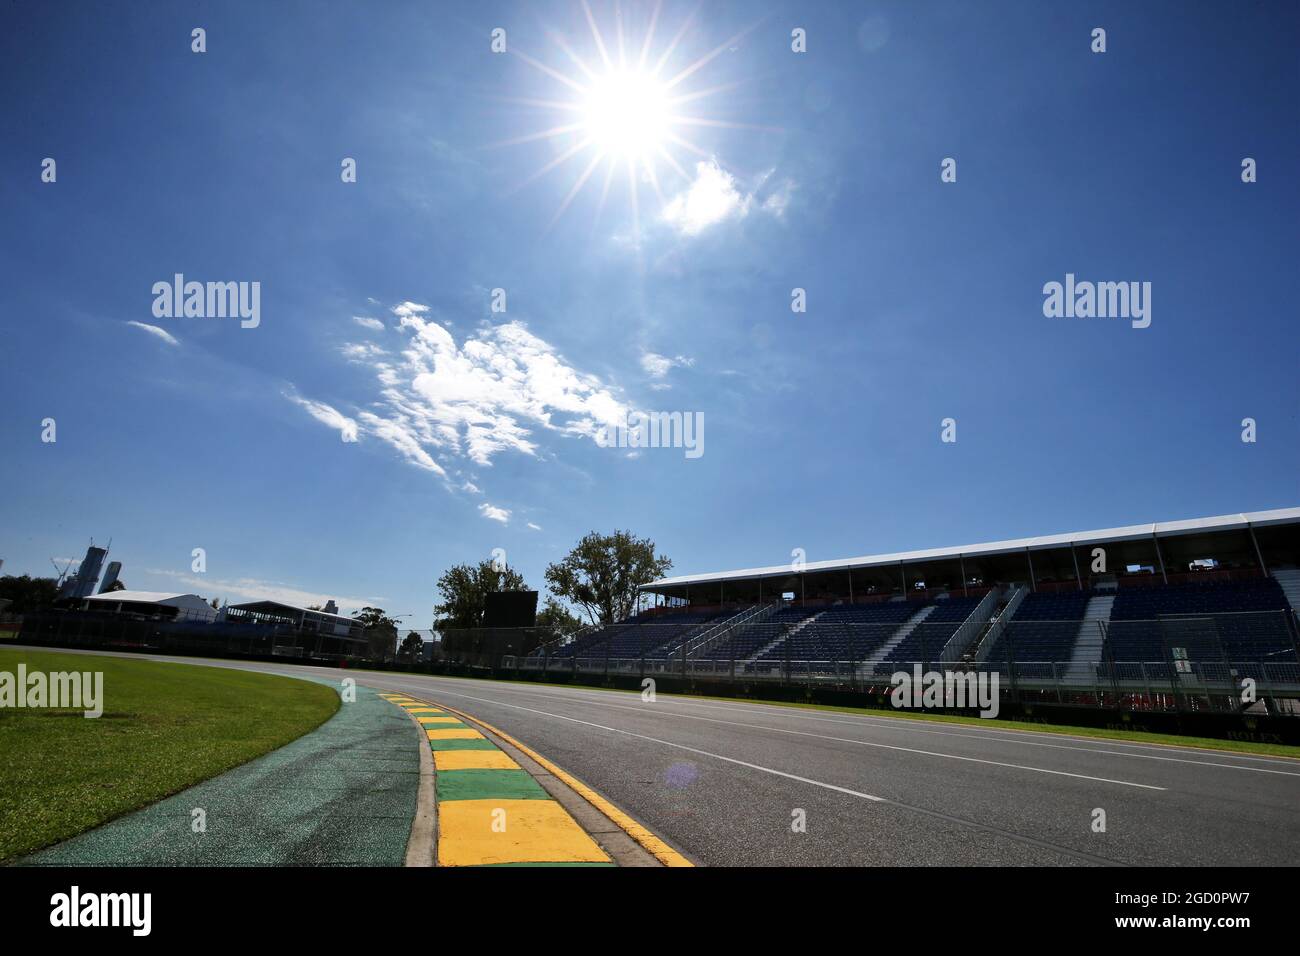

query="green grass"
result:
[0,649,340,862]
[401,670,1300,760]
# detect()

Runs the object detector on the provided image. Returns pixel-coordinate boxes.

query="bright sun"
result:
[494,5,772,231]
[581,70,671,160]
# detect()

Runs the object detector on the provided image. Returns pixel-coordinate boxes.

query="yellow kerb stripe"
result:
[433,750,520,771]
[426,728,484,741]
[437,799,609,866]
[437,704,693,867]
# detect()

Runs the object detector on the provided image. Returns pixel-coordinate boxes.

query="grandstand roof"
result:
[227,599,357,626]
[84,590,207,606]
[642,507,1300,590]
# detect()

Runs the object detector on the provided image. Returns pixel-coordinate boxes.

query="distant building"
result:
[97,561,123,594]
[82,590,218,623]
[60,545,108,600]
[223,600,365,655]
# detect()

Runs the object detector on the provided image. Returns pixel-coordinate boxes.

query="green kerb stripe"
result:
[436,768,549,802]
[427,738,499,752]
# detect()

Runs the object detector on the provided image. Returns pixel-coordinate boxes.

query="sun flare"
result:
[580,69,672,160]
[492,2,774,233]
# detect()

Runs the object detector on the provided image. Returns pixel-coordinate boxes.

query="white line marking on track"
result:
[421,684,1166,791]
[423,675,1300,776]
[423,688,888,801]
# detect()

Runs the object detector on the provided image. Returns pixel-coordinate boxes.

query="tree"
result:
[399,631,424,664]
[353,606,400,661]
[544,531,672,626]
[433,560,528,632]
[0,575,60,613]
[535,596,583,636]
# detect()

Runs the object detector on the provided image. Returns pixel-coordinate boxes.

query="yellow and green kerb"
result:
[380,694,614,867]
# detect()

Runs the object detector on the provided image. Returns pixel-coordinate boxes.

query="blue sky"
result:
[2,0,1296,625]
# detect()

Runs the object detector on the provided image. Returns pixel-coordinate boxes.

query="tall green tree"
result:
[433,560,527,632]
[0,575,60,613]
[535,596,583,636]
[353,606,400,661]
[544,531,672,626]
[399,631,424,664]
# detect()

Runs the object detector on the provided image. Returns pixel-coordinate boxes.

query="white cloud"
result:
[479,503,510,523]
[461,481,482,494]
[127,321,179,346]
[293,311,630,479]
[640,351,694,379]
[353,315,385,330]
[285,393,358,443]
[340,342,388,362]
[527,522,542,531]
[146,568,381,613]
[392,301,430,319]
[661,161,796,236]
[663,160,751,236]
[356,410,446,476]
[761,179,795,217]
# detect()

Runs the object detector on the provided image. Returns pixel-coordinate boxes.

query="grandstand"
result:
[521,509,1300,705]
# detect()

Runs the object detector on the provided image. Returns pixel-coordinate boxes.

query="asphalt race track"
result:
[26,649,1300,867]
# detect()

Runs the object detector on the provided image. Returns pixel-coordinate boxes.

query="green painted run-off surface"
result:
[23,681,418,866]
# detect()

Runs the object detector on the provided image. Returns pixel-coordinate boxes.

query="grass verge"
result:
[0,648,340,862]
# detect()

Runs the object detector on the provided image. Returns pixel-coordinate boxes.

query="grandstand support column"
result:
[1152,529,1168,584]
[1006,627,1018,702]
[960,555,967,597]
[849,568,854,603]
[1071,543,1083,590]
[1026,548,1036,591]
[1247,522,1269,576]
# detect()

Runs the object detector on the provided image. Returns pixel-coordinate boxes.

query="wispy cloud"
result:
[126,321,179,346]
[290,306,630,481]
[640,351,695,379]
[353,315,385,331]
[285,392,358,443]
[479,502,510,523]
[340,342,388,362]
